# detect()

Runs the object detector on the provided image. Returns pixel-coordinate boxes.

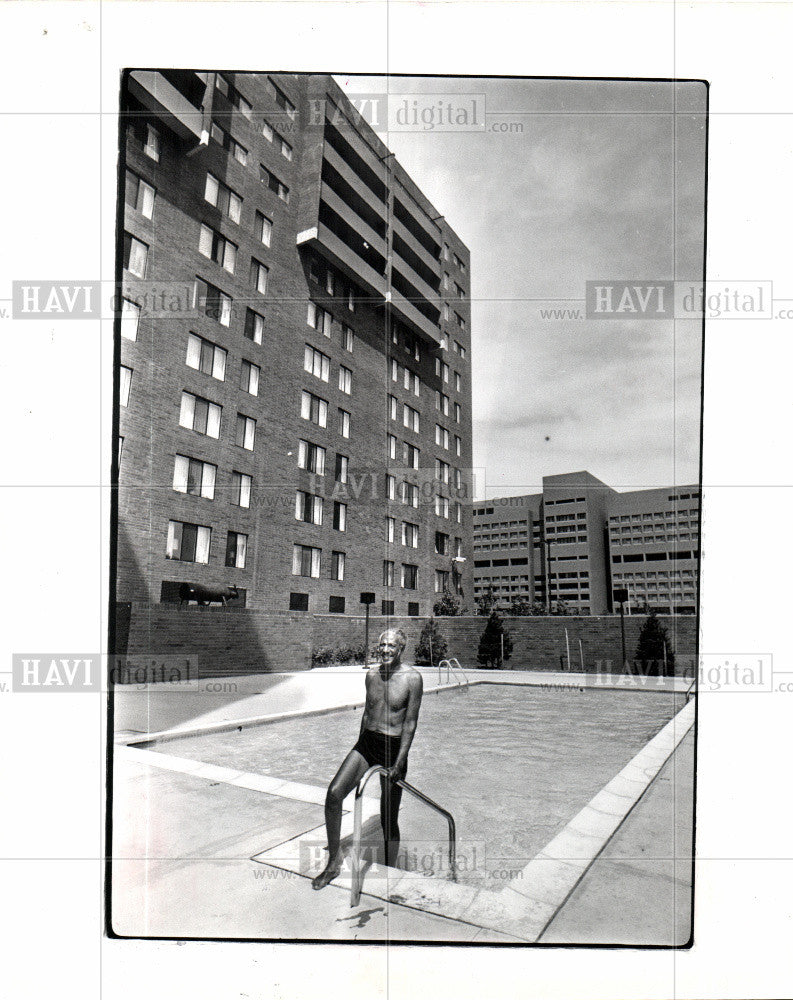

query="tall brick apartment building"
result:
[116,71,474,620]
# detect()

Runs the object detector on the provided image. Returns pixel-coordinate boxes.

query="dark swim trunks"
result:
[353,729,404,771]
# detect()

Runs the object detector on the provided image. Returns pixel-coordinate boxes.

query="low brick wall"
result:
[119,603,697,678]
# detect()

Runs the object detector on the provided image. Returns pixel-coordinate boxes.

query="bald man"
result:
[312,628,424,890]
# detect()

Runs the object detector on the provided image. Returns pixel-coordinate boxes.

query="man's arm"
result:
[390,672,423,780]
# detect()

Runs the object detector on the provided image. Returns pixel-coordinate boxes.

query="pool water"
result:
[150,684,685,885]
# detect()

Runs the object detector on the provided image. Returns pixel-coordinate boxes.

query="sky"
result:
[337,76,707,498]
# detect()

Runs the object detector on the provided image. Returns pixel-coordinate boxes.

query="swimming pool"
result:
[146,683,685,887]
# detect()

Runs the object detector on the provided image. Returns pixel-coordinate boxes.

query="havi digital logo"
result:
[12,655,99,692]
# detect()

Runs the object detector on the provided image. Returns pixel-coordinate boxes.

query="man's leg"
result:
[380,776,404,868]
[312,749,368,890]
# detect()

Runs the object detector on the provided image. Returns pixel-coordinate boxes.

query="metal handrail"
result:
[685,674,697,702]
[350,765,457,907]
[437,657,469,687]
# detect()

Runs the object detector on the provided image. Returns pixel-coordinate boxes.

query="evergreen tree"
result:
[477,611,513,669]
[433,591,462,617]
[414,616,449,666]
[635,611,676,675]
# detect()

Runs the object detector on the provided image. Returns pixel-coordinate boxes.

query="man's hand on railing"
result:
[386,760,407,782]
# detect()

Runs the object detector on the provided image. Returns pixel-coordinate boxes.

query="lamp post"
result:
[360,592,375,669]
[545,538,553,614]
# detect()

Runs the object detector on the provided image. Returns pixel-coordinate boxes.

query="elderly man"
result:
[312,627,424,890]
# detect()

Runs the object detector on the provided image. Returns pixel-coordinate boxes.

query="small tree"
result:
[477,611,513,669]
[552,600,569,616]
[434,591,462,617]
[635,611,675,675]
[414,616,449,667]
[509,597,533,616]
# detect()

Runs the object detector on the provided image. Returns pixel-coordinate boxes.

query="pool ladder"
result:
[350,765,457,907]
[437,657,470,688]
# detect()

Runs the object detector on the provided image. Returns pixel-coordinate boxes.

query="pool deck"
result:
[110,666,695,943]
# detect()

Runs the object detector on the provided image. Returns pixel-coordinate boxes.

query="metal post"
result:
[364,603,370,670]
[565,628,571,671]
[545,539,552,614]
[620,600,627,669]
[500,632,504,667]
[579,638,584,672]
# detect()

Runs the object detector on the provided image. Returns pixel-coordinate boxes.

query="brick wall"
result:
[119,603,696,677]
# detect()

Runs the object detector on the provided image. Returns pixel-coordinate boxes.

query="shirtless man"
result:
[311,628,424,890]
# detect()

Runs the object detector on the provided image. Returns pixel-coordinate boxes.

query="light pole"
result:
[613,586,629,670]
[360,592,375,669]
[545,538,553,614]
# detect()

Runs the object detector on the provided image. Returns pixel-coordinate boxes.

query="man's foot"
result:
[311,864,341,890]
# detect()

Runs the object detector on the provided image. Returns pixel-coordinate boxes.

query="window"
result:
[454,435,462,457]
[329,595,345,613]
[297,440,326,475]
[232,471,252,508]
[387,434,397,460]
[436,392,449,416]
[455,282,465,298]
[244,308,264,345]
[402,482,419,508]
[339,366,352,395]
[198,222,237,273]
[166,520,211,563]
[125,170,155,218]
[251,259,269,295]
[120,298,140,341]
[454,537,463,558]
[442,272,449,290]
[386,516,395,543]
[455,502,463,524]
[435,531,449,555]
[340,324,354,353]
[307,301,332,337]
[401,564,418,590]
[217,75,252,119]
[403,404,420,433]
[333,501,347,531]
[335,454,349,484]
[179,391,221,438]
[210,121,247,165]
[436,459,450,485]
[173,454,217,499]
[262,118,274,142]
[453,253,466,272]
[119,365,132,406]
[186,333,227,381]
[391,359,399,382]
[402,522,419,548]
[383,560,394,587]
[338,408,350,438]
[301,390,328,427]
[382,599,395,615]
[304,344,330,382]
[454,402,462,423]
[123,233,148,278]
[235,414,256,450]
[260,163,290,202]
[403,442,420,469]
[240,359,260,396]
[255,211,273,248]
[266,76,296,119]
[143,123,160,161]
[435,425,449,449]
[435,570,450,593]
[289,592,309,611]
[204,173,242,223]
[281,138,293,160]
[386,474,396,500]
[295,490,323,525]
[453,467,462,488]
[435,494,449,518]
[292,544,321,578]
[443,243,450,260]
[404,368,420,396]
[456,342,466,360]
[194,278,231,326]
[225,531,248,568]
[455,371,462,392]
[347,284,356,311]
[443,303,450,321]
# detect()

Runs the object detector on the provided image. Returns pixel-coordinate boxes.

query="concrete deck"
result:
[110,666,695,943]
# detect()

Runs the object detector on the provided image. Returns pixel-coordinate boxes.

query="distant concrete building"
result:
[473,472,700,615]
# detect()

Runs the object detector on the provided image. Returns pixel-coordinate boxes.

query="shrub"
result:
[311,647,336,666]
[414,616,449,666]
[635,611,676,675]
[477,611,513,669]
